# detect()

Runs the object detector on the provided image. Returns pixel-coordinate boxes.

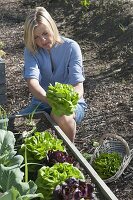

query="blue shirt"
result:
[24,37,86,106]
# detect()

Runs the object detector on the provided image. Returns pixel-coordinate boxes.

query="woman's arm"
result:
[73,82,84,99]
[27,78,48,103]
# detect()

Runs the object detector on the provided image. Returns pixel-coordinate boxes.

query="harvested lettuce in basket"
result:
[92,152,122,179]
[46,82,79,116]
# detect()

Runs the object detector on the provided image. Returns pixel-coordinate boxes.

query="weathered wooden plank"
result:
[43,112,119,200]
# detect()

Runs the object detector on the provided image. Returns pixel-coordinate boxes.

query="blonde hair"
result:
[24,7,62,53]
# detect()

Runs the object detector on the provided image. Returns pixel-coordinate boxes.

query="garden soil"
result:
[0,0,133,199]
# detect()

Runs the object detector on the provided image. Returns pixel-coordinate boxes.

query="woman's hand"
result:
[26,78,48,104]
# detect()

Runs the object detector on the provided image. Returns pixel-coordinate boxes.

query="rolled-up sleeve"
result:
[68,41,85,85]
[23,48,40,81]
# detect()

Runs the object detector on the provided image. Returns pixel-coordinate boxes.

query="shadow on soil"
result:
[0,0,133,82]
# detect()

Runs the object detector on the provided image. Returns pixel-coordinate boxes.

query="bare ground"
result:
[0,0,133,199]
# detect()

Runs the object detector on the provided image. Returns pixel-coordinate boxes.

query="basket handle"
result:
[99,133,130,156]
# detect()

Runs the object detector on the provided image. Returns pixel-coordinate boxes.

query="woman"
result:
[20,7,87,142]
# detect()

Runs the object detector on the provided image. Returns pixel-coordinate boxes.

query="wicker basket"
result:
[90,133,133,183]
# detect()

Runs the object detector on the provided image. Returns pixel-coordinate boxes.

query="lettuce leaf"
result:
[20,131,65,167]
[46,82,79,116]
[35,162,85,200]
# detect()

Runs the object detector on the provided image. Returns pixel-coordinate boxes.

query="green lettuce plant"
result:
[35,162,85,200]
[20,131,65,170]
[46,82,79,116]
[92,152,122,179]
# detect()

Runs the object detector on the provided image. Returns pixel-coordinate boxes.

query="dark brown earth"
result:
[0,0,133,199]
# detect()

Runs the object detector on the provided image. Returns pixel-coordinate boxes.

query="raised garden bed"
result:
[7,111,118,200]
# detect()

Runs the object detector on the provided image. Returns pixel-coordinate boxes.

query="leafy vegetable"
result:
[93,141,99,147]
[80,0,91,7]
[0,129,23,167]
[53,177,94,200]
[0,186,43,200]
[0,130,43,200]
[46,82,79,116]
[35,162,85,200]
[0,164,40,196]
[20,131,65,165]
[92,152,122,179]
[45,150,75,166]
[82,152,92,161]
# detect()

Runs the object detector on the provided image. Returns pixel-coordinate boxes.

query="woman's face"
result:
[34,22,55,50]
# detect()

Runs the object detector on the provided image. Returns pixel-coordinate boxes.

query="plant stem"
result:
[25,145,28,182]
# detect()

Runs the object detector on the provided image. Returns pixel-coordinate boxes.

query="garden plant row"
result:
[0,111,119,200]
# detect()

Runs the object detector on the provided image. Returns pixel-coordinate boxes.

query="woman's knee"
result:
[51,113,74,125]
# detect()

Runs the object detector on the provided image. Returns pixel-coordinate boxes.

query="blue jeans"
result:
[19,102,87,124]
